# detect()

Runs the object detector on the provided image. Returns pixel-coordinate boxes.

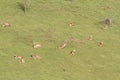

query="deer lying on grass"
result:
[14,55,25,63]
[70,50,76,55]
[69,22,74,27]
[98,41,103,46]
[59,43,67,49]
[2,22,11,27]
[88,35,93,41]
[32,41,41,48]
[30,54,42,59]
[14,55,23,59]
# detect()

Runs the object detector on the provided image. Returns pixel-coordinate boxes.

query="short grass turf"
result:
[0,0,120,80]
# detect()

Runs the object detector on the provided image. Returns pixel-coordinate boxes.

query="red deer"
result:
[70,50,76,55]
[59,43,66,49]
[2,23,11,27]
[30,54,42,59]
[69,22,74,27]
[98,41,103,46]
[32,41,41,48]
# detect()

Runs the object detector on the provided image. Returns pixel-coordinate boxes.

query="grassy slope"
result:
[0,0,120,80]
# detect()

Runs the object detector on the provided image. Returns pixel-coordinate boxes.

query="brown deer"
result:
[30,54,42,59]
[14,55,25,63]
[69,22,74,27]
[2,23,11,27]
[70,50,76,55]
[98,41,103,46]
[32,41,41,48]
[59,43,67,49]
[14,55,23,59]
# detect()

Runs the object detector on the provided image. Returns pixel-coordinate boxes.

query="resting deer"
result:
[14,55,25,63]
[69,22,74,27]
[14,55,23,59]
[32,41,41,48]
[59,43,66,49]
[98,41,103,46]
[2,23,11,27]
[70,50,76,55]
[30,54,42,59]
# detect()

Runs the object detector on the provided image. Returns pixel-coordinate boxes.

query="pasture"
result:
[0,0,120,80]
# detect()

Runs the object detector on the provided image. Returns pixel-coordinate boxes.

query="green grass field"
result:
[0,0,120,80]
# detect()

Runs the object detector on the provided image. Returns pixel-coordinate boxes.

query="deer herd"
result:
[14,41,42,64]
[1,19,109,64]
[14,54,42,64]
